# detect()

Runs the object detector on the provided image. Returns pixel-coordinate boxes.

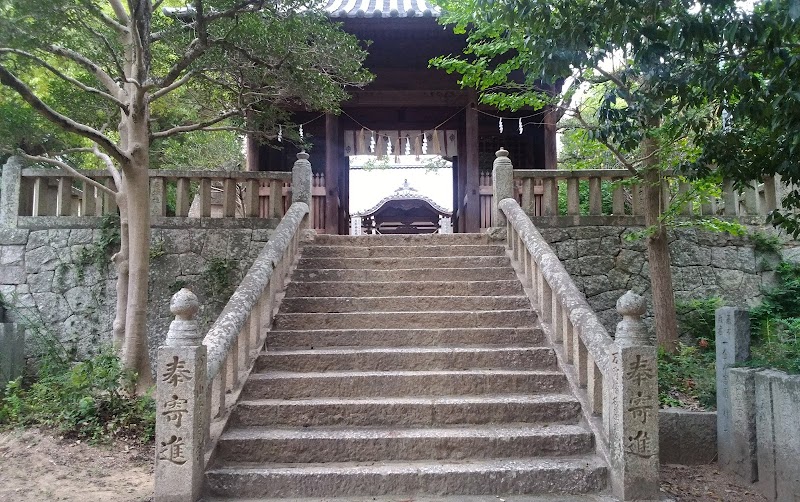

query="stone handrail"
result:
[494,149,660,500]
[153,153,312,501]
[204,200,307,385]
[500,196,614,424]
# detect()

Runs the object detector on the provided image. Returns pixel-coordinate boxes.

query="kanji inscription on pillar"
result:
[162,394,189,427]
[158,435,187,465]
[162,356,193,386]
[626,430,655,458]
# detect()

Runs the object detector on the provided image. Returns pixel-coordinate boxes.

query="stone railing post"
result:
[155,289,207,502]
[715,307,755,480]
[0,156,23,228]
[609,291,660,501]
[0,303,24,390]
[492,147,514,229]
[292,151,313,230]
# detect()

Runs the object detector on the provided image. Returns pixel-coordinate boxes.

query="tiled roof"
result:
[354,179,452,217]
[322,0,442,18]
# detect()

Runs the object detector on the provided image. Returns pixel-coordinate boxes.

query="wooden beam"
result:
[465,96,480,232]
[345,90,471,108]
[543,105,558,170]
[325,114,340,234]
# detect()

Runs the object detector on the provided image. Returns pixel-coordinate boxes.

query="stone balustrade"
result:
[479,165,783,228]
[153,154,312,502]
[1,163,310,223]
[494,149,660,500]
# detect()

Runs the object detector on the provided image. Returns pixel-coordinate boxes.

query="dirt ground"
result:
[660,464,767,502]
[0,428,153,502]
[0,429,767,502]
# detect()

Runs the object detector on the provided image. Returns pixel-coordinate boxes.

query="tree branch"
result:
[46,45,122,100]
[0,48,128,112]
[92,144,123,189]
[17,153,118,197]
[79,0,129,33]
[107,0,130,25]
[0,65,129,165]
[149,70,194,101]
[158,38,209,90]
[571,108,638,174]
[150,110,239,139]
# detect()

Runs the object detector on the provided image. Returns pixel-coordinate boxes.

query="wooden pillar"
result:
[465,96,480,232]
[245,133,260,171]
[456,133,467,233]
[325,113,340,234]
[543,105,558,170]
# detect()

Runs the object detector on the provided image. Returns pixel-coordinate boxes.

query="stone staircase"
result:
[204,233,610,500]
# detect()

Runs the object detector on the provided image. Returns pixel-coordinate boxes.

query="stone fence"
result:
[0,157,328,230]
[494,149,660,500]
[154,153,312,501]
[716,307,800,502]
[478,165,785,228]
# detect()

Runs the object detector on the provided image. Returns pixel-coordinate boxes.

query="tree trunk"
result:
[121,163,152,391]
[641,138,679,353]
[111,193,129,352]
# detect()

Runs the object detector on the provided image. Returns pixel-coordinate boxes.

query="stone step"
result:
[297,255,510,270]
[205,457,608,498]
[215,424,594,463]
[204,496,617,502]
[292,267,517,283]
[231,394,583,427]
[265,327,544,349]
[312,234,492,246]
[285,280,525,298]
[254,347,556,372]
[241,369,566,399]
[280,295,531,314]
[272,309,537,330]
[302,244,506,258]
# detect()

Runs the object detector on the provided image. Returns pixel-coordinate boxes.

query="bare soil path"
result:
[0,429,767,502]
[0,429,152,502]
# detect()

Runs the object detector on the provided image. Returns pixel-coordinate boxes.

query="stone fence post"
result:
[609,291,660,501]
[292,151,313,230]
[492,148,514,229]
[0,156,23,228]
[0,303,24,390]
[715,307,754,480]
[155,289,207,502]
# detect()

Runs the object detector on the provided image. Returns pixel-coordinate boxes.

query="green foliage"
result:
[74,214,120,273]
[0,289,153,444]
[657,296,722,409]
[0,349,155,444]
[0,0,372,162]
[149,239,166,260]
[749,231,782,254]
[201,257,239,304]
[676,296,724,344]
[658,343,717,410]
[749,261,800,374]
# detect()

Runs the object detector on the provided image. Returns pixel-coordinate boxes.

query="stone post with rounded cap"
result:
[492,147,514,229]
[292,151,313,227]
[155,288,207,502]
[609,290,660,500]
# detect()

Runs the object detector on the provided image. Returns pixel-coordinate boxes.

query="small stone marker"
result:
[155,288,207,502]
[610,290,660,500]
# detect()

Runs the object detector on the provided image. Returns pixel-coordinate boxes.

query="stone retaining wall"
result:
[0,220,276,364]
[539,225,793,333]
